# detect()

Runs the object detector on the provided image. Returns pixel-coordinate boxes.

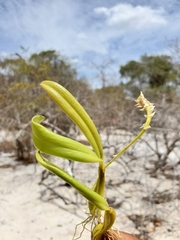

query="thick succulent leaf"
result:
[36,151,109,211]
[40,81,103,158]
[31,115,102,163]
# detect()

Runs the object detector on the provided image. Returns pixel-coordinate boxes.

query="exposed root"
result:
[101,229,123,240]
[72,215,94,240]
[72,210,103,240]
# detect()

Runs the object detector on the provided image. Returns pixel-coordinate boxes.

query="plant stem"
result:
[105,129,145,169]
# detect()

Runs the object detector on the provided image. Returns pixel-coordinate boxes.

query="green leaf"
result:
[31,115,102,163]
[36,151,109,211]
[40,81,103,158]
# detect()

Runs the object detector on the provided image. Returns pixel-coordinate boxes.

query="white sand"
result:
[0,154,91,240]
[0,147,180,240]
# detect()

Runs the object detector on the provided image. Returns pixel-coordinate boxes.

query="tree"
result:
[89,85,126,129]
[0,50,90,159]
[120,54,179,89]
[0,50,90,123]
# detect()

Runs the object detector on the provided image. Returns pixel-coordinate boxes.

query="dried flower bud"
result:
[135,92,155,130]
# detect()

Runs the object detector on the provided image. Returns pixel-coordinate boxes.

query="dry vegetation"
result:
[0,49,180,239]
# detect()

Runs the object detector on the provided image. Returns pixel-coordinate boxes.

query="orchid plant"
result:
[31,81,155,240]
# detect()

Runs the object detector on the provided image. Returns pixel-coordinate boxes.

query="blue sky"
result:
[0,0,180,87]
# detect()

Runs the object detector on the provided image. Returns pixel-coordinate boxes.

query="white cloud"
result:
[0,0,111,56]
[0,0,86,54]
[0,1,174,59]
[77,33,88,40]
[94,4,167,31]
[0,0,180,86]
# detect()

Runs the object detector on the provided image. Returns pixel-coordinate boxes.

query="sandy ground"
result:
[0,155,94,240]
[0,153,92,240]
[0,142,180,240]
